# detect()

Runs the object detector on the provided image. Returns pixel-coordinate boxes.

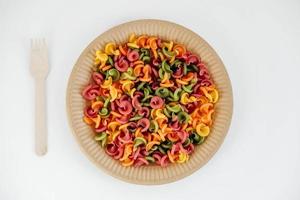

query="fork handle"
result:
[34,77,47,156]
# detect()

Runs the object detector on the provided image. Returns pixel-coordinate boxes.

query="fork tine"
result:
[31,38,47,50]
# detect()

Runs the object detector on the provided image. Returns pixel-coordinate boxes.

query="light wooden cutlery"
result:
[30,38,49,156]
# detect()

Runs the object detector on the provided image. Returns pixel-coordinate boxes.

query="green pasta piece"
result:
[139,52,145,60]
[134,137,147,149]
[142,102,150,107]
[187,64,199,72]
[148,145,158,155]
[94,132,107,141]
[166,104,182,113]
[161,141,172,149]
[103,97,110,108]
[145,156,155,163]
[101,137,107,147]
[107,68,120,81]
[140,48,150,56]
[129,115,143,121]
[162,60,172,73]
[142,55,151,63]
[172,59,182,68]
[99,107,109,116]
[149,120,159,132]
[141,95,153,103]
[163,108,172,118]
[120,67,136,80]
[177,111,190,123]
[155,87,170,98]
[137,82,146,90]
[183,138,191,147]
[182,85,193,93]
[158,68,165,80]
[162,47,175,58]
[190,132,205,145]
[146,85,153,94]
[183,63,188,75]
[167,88,182,102]
[158,146,167,154]
[107,56,114,66]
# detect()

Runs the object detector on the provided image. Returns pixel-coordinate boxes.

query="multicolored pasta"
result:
[82,34,219,167]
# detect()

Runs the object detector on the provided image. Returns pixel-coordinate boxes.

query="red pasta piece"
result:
[133,147,141,160]
[172,67,184,79]
[82,84,100,100]
[115,57,129,72]
[150,96,164,109]
[92,72,104,85]
[84,107,97,118]
[138,107,150,118]
[170,117,181,131]
[134,157,149,167]
[184,143,195,154]
[118,131,132,144]
[137,118,150,132]
[105,143,118,156]
[114,146,125,160]
[117,100,133,115]
[177,130,188,143]
[127,49,139,62]
[160,155,169,167]
[186,54,200,65]
[132,92,143,110]
[115,115,129,124]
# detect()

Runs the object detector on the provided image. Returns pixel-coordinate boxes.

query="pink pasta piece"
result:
[127,50,139,62]
[150,96,164,109]
[132,92,143,110]
[160,155,169,167]
[115,56,129,72]
[114,146,125,160]
[138,107,150,118]
[105,143,118,156]
[82,84,100,100]
[186,54,200,65]
[177,130,188,143]
[117,100,133,115]
[115,115,129,124]
[118,131,132,144]
[137,118,150,132]
[92,72,104,85]
[84,106,97,118]
[172,67,184,79]
[184,143,195,154]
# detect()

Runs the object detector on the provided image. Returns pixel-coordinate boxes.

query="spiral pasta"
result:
[81,34,219,167]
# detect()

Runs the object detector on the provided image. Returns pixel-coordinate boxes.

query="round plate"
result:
[66,19,233,185]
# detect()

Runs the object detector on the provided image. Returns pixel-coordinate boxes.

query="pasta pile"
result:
[82,34,219,167]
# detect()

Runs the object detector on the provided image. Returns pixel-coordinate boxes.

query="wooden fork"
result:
[30,38,49,156]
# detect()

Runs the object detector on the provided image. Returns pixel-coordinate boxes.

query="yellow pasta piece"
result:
[146,141,160,151]
[109,86,118,102]
[101,77,112,89]
[83,116,93,125]
[121,158,134,167]
[104,42,120,56]
[91,115,101,128]
[177,152,189,163]
[196,123,210,137]
[108,121,120,132]
[120,144,133,161]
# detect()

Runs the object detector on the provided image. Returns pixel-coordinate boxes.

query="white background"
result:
[1,0,300,199]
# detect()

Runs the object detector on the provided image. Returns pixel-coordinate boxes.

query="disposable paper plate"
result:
[66,19,233,185]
